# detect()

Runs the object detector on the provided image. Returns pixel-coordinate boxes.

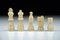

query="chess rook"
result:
[17,10,24,31]
[48,17,54,31]
[28,11,34,31]
[37,16,44,31]
[8,8,14,31]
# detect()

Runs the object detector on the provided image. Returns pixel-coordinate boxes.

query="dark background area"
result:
[0,0,60,16]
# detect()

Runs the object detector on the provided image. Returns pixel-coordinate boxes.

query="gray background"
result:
[0,16,60,40]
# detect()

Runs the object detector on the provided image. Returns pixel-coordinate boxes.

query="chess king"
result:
[37,16,44,31]
[8,8,14,31]
[28,11,34,31]
[17,10,24,31]
[48,17,54,31]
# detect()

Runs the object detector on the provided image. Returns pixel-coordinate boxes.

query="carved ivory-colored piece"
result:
[8,8,14,31]
[37,16,44,31]
[48,17,54,31]
[17,10,24,31]
[28,11,34,31]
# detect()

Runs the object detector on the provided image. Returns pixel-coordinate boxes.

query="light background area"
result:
[0,16,60,40]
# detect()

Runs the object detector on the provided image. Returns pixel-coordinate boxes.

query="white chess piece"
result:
[17,10,24,31]
[37,16,44,31]
[28,11,34,31]
[48,17,54,31]
[8,8,14,31]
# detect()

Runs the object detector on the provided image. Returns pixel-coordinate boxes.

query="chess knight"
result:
[48,17,54,31]
[28,11,34,31]
[17,10,24,31]
[37,16,44,31]
[8,8,14,31]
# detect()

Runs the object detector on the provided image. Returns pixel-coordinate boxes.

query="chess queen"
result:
[17,10,24,31]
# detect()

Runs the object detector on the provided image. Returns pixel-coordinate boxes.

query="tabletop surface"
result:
[0,31,60,40]
[0,16,60,40]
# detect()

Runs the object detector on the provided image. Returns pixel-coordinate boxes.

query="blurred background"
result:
[0,0,60,16]
[0,0,60,40]
[0,0,60,31]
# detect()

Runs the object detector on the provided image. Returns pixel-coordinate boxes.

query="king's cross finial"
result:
[8,8,13,12]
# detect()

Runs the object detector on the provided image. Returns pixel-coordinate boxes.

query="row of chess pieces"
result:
[8,8,54,31]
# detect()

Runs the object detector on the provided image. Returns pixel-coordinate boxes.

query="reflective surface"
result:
[0,16,60,40]
[0,31,60,40]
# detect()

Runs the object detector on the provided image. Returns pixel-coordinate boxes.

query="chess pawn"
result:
[37,16,44,31]
[8,8,14,31]
[48,17,54,31]
[28,11,34,31]
[17,10,24,31]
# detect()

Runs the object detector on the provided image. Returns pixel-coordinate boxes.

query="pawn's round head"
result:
[8,8,13,12]
[30,11,33,15]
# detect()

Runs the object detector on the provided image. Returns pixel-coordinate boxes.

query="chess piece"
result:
[37,16,44,31]
[48,17,54,31]
[8,8,14,31]
[28,11,34,31]
[17,10,24,31]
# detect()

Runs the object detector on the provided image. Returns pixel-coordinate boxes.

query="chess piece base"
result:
[8,26,14,31]
[48,25,54,31]
[28,25,34,31]
[17,25,24,31]
[38,27,44,31]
